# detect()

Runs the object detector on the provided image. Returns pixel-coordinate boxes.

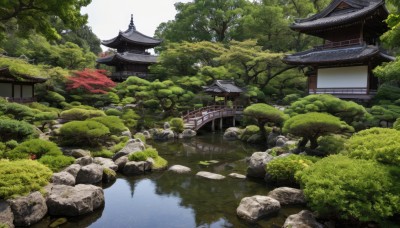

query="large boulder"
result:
[63,164,81,178]
[123,161,152,176]
[236,195,280,223]
[0,200,14,228]
[275,136,288,147]
[94,157,118,171]
[114,156,129,171]
[47,184,104,217]
[196,171,225,180]
[267,128,281,147]
[121,130,132,138]
[142,131,151,139]
[62,148,91,158]
[76,164,104,184]
[182,129,197,138]
[168,165,191,174]
[282,210,323,228]
[75,156,93,166]
[8,192,47,226]
[223,127,242,141]
[246,152,274,178]
[153,129,175,140]
[51,171,75,186]
[113,139,145,161]
[267,187,306,205]
[163,122,171,129]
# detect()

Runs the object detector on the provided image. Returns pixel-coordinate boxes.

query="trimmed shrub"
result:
[342,128,400,165]
[59,120,110,147]
[282,94,301,105]
[91,116,127,135]
[121,109,139,130]
[0,160,52,199]
[239,125,260,141]
[0,102,34,120]
[91,149,114,158]
[266,154,315,184]
[4,140,18,150]
[38,155,75,172]
[7,139,62,160]
[169,118,184,133]
[0,119,35,142]
[315,135,346,156]
[60,108,106,121]
[105,108,122,116]
[296,155,400,222]
[394,118,400,130]
[244,103,286,138]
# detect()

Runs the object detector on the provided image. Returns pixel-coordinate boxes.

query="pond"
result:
[33,132,305,228]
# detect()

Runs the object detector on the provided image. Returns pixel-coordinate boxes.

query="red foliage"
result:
[66,69,116,94]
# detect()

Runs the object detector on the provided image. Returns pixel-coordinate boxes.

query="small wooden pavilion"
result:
[203,80,244,105]
[97,15,162,82]
[0,67,47,103]
[284,0,394,100]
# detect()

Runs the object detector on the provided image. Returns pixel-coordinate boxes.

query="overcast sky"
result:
[81,0,192,49]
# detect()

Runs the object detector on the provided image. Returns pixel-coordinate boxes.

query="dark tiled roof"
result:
[97,52,158,65]
[283,45,394,65]
[290,0,386,31]
[0,68,47,83]
[204,80,244,94]
[102,17,162,48]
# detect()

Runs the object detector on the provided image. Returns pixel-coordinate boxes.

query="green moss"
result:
[103,167,117,177]
[0,160,52,199]
[92,149,114,158]
[38,155,75,172]
[134,133,146,144]
[128,151,147,161]
[153,156,168,169]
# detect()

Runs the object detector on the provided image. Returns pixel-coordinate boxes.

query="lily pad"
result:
[50,218,68,228]
[198,160,219,166]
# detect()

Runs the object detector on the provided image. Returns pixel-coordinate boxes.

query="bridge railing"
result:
[182,105,243,120]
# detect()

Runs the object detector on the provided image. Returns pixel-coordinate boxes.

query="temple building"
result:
[203,80,244,105]
[97,15,162,81]
[284,0,394,100]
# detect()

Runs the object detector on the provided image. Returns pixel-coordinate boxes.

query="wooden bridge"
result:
[183,105,244,131]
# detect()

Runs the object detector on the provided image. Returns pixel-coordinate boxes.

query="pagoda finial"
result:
[129,14,136,30]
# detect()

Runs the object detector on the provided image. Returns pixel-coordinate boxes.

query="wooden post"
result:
[219,117,223,130]
[233,116,236,127]
[212,119,215,131]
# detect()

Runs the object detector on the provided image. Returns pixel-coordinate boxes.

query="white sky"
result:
[81,0,192,50]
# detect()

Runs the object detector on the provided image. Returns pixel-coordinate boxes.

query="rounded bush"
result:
[393,117,400,130]
[7,139,62,160]
[266,154,315,184]
[0,119,35,142]
[296,155,400,222]
[343,127,400,165]
[59,120,110,147]
[91,116,127,135]
[105,108,122,116]
[38,155,75,172]
[239,125,260,141]
[0,160,52,199]
[169,118,184,133]
[60,108,105,121]
[316,135,346,156]
[0,102,34,120]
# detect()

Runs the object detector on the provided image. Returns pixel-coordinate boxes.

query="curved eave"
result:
[283,45,393,65]
[290,1,386,32]
[102,30,162,48]
[97,53,158,65]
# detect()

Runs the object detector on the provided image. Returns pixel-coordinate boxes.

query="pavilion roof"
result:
[96,52,158,65]
[203,80,244,94]
[102,15,162,48]
[290,0,387,34]
[283,44,394,65]
[0,67,47,83]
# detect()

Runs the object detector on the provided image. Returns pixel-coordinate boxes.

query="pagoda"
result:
[97,15,162,81]
[284,0,394,100]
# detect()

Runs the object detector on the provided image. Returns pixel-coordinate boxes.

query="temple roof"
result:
[102,15,162,48]
[0,68,47,83]
[96,52,158,65]
[203,80,244,94]
[290,0,387,33]
[283,45,395,65]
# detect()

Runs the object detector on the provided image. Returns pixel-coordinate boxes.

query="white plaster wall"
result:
[317,66,368,88]
[22,85,33,98]
[0,83,12,97]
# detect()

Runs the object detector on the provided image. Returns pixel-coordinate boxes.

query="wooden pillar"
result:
[219,118,223,130]
[212,119,215,132]
[233,116,236,127]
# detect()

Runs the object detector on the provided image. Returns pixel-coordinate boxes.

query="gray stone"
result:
[0,200,14,228]
[114,156,129,171]
[276,137,287,147]
[63,164,81,178]
[168,165,191,174]
[267,128,281,147]
[247,134,263,143]
[47,184,104,217]
[228,173,246,179]
[163,122,171,129]
[247,152,274,178]
[75,156,93,166]
[121,130,132,138]
[267,187,306,205]
[142,131,151,139]
[236,195,280,223]
[51,171,75,186]
[8,192,47,226]
[94,157,118,171]
[282,210,323,228]
[63,148,91,158]
[223,127,241,141]
[51,124,63,130]
[123,161,152,175]
[102,168,117,183]
[76,164,104,184]
[113,139,145,161]
[196,171,225,180]
[182,129,197,138]
[153,129,175,140]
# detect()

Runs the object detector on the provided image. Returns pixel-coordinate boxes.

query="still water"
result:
[33,133,304,228]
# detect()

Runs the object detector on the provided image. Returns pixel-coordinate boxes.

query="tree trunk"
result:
[309,137,318,149]
[298,137,308,150]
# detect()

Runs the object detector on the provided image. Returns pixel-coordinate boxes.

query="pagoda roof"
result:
[0,67,47,83]
[283,44,395,65]
[290,0,387,33]
[102,15,162,48]
[96,52,158,65]
[203,80,244,94]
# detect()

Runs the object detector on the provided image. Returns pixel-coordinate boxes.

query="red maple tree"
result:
[66,69,116,94]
